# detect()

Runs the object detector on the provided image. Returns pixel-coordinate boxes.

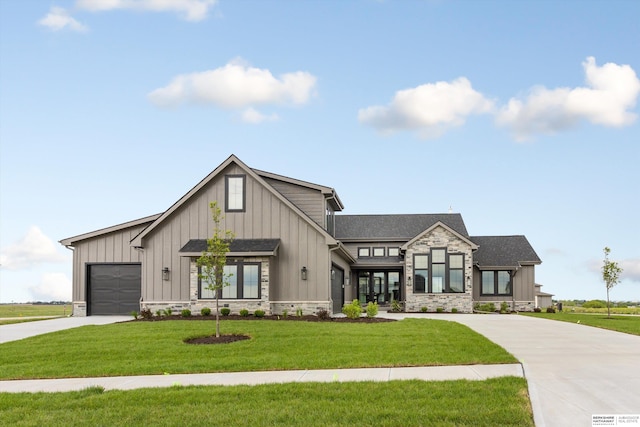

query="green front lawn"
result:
[0,377,533,427]
[0,318,516,380]
[520,312,640,335]
[0,304,71,318]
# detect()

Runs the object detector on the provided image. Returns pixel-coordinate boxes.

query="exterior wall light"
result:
[301,266,308,281]
[162,267,170,281]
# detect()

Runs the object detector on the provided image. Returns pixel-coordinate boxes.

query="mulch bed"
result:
[184,334,250,345]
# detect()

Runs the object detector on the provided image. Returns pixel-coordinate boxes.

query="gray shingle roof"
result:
[471,235,541,267]
[180,239,280,253]
[335,214,469,240]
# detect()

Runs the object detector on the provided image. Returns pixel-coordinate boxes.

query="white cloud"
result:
[620,258,640,283]
[38,6,88,32]
[29,273,72,302]
[148,58,317,112]
[0,227,68,270]
[496,57,640,141]
[76,0,217,21]
[241,108,279,124]
[358,77,494,139]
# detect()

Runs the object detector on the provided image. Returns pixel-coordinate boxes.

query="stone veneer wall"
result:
[270,301,331,316]
[404,226,474,313]
[73,301,87,316]
[475,300,535,312]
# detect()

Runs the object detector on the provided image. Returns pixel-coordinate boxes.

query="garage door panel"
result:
[88,264,141,315]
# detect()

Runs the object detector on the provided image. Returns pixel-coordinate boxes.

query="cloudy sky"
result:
[1,0,638,303]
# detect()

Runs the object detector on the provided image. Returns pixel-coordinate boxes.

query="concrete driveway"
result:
[383,313,640,427]
[0,316,130,344]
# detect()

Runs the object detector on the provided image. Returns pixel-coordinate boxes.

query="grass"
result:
[562,306,640,315]
[0,318,516,380]
[0,304,70,318]
[521,312,640,336]
[0,377,533,427]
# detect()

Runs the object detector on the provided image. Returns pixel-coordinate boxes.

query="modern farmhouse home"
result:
[60,154,541,316]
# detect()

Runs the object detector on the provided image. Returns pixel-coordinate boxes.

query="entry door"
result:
[331,266,344,313]
[358,271,401,304]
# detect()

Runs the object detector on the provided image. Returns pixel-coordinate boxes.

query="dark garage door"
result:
[88,264,141,315]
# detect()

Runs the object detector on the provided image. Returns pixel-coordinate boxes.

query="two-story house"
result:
[60,154,541,316]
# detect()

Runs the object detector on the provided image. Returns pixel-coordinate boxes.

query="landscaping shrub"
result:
[130,311,139,319]
[316,308,330,321]
[155,309,164,317]
[533,307,542,313]
[140,308,153,320]
[390,299,403,313]
[500,302,509,313]
[164,308,172,316]
[201,307,211,316]
[282,309,288,319]
[421,306,428,313]
[546,306,556,313]
[475,303,496,313]
[254,309,265,318]
[342,299,362,319]
[451,308,458,313]
[220,308,231,316]
[239,308,250,317]
[436,307,444,313]
[181,309,191,318]
[296,307,304,317]
[366,301,378,318]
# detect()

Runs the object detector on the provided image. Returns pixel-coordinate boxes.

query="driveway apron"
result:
[385,313,640,427]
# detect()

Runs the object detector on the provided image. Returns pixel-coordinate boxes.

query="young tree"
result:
[197,202,234,337]
[602,246,623,319]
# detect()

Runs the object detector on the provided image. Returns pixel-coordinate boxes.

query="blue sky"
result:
[1,0,638,303]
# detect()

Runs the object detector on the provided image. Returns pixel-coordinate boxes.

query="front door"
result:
[331,266,344,313]
[358,271,401,304]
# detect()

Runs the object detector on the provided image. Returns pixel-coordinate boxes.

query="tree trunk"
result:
[607,288,611,318]
[216,295,220,337]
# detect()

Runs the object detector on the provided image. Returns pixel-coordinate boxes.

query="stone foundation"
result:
[473,300,535,312]
[405,294,473,313]
[270,301,331,316]
[72,301,87,317]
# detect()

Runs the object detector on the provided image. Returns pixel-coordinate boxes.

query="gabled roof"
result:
[402,220,478,251]
[179,239,281,257]
[254,169,344,211]
[335,214,469,241]
[131,154,337,247]
[60,214,161,246]
[471,235,541,268]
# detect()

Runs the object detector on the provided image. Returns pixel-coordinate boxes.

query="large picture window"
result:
[226,175,246,212]
[199,261,261,299]
[481,271,512,296]
[413,249,465,294]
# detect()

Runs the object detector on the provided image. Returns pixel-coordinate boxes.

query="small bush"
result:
[436,307,444,313]
[130,311,139,319]
[200,307,211,316]
[296,307,303,317]
[164,308,172,316]
[155,309,164,317]
[181,309,191,318]
[500,302,509,313]
[239,308,250,317]
[476,303,496,313]
[140,308,153,320]
[390,299,403,313]
[533,307,542,313]
[316,308,330,321]
[282,309,288,319]
[451,308,458,313]
[220,307,231,316]
[254,309,265,318]
[366,301,379,318]
[546,306,556,313]
[342,299,362,319]
[420,306,428,313]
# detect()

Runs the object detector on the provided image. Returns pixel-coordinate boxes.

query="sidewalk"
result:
[0,364,524,393]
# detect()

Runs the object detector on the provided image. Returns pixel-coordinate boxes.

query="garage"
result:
[87,264,141,315]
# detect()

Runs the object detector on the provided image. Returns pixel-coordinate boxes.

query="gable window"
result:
[373,247,385,257]
[481,271,512,296]
[413,249,465,294]
[226,175,246,212]
[199,261,260,299]
[358,247,370,257]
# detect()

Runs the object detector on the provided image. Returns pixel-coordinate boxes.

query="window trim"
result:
[372,247,385,257]
[480,270,513,296]
[412,249,465,294]
[225,175,246,212]
[198,260,261,299]
[358,247,371,258]
[388,247,400,257]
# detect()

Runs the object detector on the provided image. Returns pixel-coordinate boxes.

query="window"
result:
[413,249,465,294]
[199,261,260,299]
[481,271,512,296]
[373,247,385,257]
[358,247,370,257]
[226,175,245,212]
[326,207,335,235]
[388,247,399,257]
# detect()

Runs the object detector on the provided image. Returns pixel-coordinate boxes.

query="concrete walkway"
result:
[384,313,640,427]
[0,316,130,344]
